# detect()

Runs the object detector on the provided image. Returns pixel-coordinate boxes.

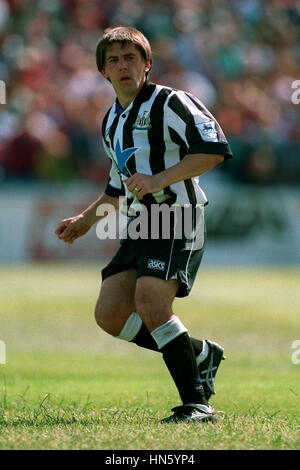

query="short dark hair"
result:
[96,26,152,75]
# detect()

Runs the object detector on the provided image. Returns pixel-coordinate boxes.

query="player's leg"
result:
[95,268,224,404]
[96,280,210,379]
[130,205,224,405]
[120,316,224,402]
[135,275,217,423]
[128,317,223,401]
[94,268,137,336]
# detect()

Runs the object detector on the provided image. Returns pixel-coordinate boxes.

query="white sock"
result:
[115,312,142,341]
[151,316,188,350]
[196,340,209,366]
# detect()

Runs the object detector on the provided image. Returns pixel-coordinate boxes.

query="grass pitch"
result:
[0,263,299,450]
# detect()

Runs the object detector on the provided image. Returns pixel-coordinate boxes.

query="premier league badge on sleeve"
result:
[196,121,218,142]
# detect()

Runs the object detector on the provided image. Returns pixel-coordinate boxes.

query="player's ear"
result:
[101,68,111,82]
[145,61,151,74]
[100,67,108,79]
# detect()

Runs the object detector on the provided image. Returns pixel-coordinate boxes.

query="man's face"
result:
[101,42,150,104]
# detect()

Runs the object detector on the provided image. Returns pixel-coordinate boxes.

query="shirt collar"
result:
[115,100,124,115]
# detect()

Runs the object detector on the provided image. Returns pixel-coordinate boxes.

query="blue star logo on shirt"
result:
[115,139,139,177]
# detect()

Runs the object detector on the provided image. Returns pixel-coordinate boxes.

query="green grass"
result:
[0,263,299,450]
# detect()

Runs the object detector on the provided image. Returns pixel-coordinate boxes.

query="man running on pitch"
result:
[55,26,232,423]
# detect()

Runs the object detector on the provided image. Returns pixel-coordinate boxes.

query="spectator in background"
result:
[2,118,43,179]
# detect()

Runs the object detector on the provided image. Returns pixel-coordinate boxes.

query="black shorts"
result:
[101,206,206,298]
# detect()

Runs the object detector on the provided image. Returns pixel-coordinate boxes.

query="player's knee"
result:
[135,290,152,317]
[94,304,119,336]
[135,292,172,331]
[135,279,166,310]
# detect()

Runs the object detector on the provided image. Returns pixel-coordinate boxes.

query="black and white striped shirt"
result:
[102,79,232,209]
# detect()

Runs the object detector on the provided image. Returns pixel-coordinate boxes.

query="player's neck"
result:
[116,78,147,110]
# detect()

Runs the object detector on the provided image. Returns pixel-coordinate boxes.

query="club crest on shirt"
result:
[196,120,218,142]
[133,110,152,130]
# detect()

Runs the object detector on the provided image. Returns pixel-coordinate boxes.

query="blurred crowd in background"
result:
[0,0,299,186]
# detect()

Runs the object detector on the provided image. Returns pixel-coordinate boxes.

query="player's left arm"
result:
[124,153,224,200]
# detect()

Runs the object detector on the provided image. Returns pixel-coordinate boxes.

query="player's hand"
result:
[54,214,92,244]
[124,173,164,200]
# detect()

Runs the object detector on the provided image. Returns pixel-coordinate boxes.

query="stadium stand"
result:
[0,0,299,185]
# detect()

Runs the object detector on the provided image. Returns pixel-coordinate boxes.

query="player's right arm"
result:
[56,114,125,245]
[55,193,120,244]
